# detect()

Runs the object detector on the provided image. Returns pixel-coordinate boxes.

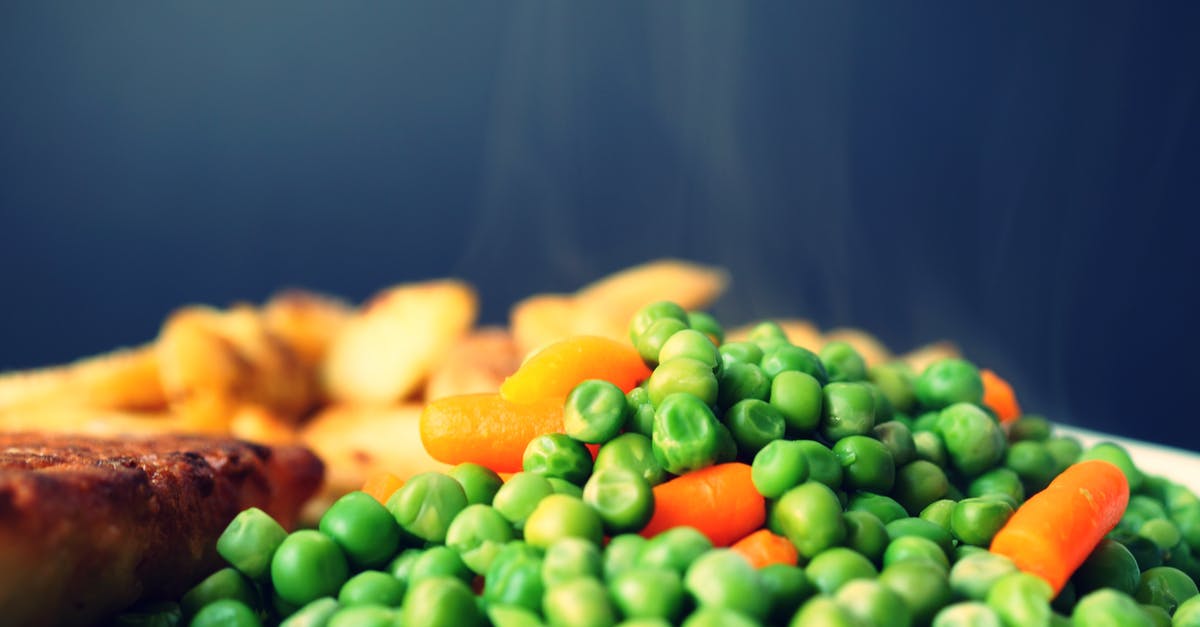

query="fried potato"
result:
[229,404,299,444]
[425,327,522,400]
[821,328,894,368]
[575,259,729,320]
[0,401,179,436]
[300,403,451,506]
[510,294,580,358]
[262,290,353,370]
[0,345,166,412]
[322,280,477,405]
[901,340,962,374]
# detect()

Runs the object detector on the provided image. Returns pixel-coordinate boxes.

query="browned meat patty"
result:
[0,432,324,626]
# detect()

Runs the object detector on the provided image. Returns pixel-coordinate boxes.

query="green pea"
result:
[660,329,720,370]
[805,547,878,594]
[1005,440,1056,494]
[386,548,422,584]
[951,497,1014,547]
[719,341,765,369]
[486,605,545,627]
[1072,589,1153,627]
[636,317,691,366]
[630,301,689,344]
[544,577,618,627]
[647,358,720,406]
[768,371,823,435]
[818,341,866,383]
[583,467,654,534]
[565,380,631,444]
[319,492,401,569]
[789,597,861,627]
[716,361,770,410]
[760,564,814,624]
[651,393,722,474]
[402,576,482,627]
[524,494,604,549]
[610,568,684,621]
[216,507,288,582]
[448,463,504,506]
[549,477,585,498]
[726,399,787,455]
[409,545,472,585]
[773,482,847,559]
[886,517,955,558]
[847,492,908,524]
[1080,442,1145,492]
[1125,496,1169,529]
[872,420,917,467]
[985,572,1053,627]
[327,606,394,627]
[832,435,895,494]
[892,459,950,515]
[751,440,809,498]
[1134,566,1199,614]
[931,602,1003,627]
[338,571,405,607]
[869,363,917,415]
[685,549,769,619]
[604,534,647,581]
[879,561,954,625]
[842,510,889,566]
[1138,519,1182,552]
[524,434,594,486]
[912,410,941,433]
[1175,596,1200,627]
[592,433,665,486]
[483,544,544,613]
[638,526,713,575]
[968,467,1026,505]
[1109,530,1165,572]
[181,567,258,617]
[686,311,724,343]
[949,551,1019,601]
[1045,435,1084,474]
[884,536,950,572]
[1140,603,1172,627]
[835,579,912,627]
[493,472,555,530]
[387,472,468,544]
[713,421,738,464]
[189,599,260,627]
[681,607,759,627]
[1007,415,1052,442]
[912,429,949,468]
[795,440,843,490]
[628,402,656,439]
[279,597,339,627]
[919,499,957,533]
[445,504,514,575]
[271,530,349,606]
[820,382,877,441]
[936,403,1006,476]
[760,343,828,385]
[542,537,603,586]
[915,358,983,409]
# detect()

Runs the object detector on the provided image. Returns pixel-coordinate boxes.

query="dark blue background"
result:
[2,3,1198,449]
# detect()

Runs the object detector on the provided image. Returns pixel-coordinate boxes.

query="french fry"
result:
[322,280,477,405]
[902,340,963,374]
[0,346,166,411]
[425,327,522,400]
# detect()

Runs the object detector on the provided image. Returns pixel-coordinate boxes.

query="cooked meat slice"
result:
[0,432,323,627]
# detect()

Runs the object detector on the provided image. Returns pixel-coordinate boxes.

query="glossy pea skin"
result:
[217,507,288,582]
[843,510,890,566]
[760,343,828,385]
[1045,436,1084,474]
[1138,519,1182,551]
[931,602,1003,627]
[493,472,556,530]
[278,597,339,627]
[936,403,1006,477]
[402,576,482,627]
[805,547,878,594]
[1072,537,1141,595]
[968,467,1026,505]
[610,568,684,621]
[1005,440,1057,493]
[338,571,405,607]
[408,545,473,585]
[873,420,917,467]
[1007,415,1052,442]
[820,341,868,383]
[548,477,585,498]
[685,549,770,619]
[271,530,349,606]
[638,526,713,575]
[789,596,861,627]
[726,399,787,456]
[524,433,594,486]
[682,607,760,627]
[719,341,764,369]
[180,567,258,617]
[1110,530,1166,572]
[659,329,720,371]
[651,393,722,474]
[835,579,913,627]
[879,561,954,626]
[565,380,631,444]
[773,482,847,559]
[869,363,917,415]
[687,311,724,343]
[544,577,618,627]
[1134,566,1199,614]
[483,545,545,613]
[832,435,895,494]
[892,459,950,515]
[387,472,468,544]
[847,492,908,524]
[486,604,544,627]
[542,537,603,585]
[320,491,401,569]
[919,499,957,533]
[449,463,504,506]
[523,494,604,549]
[795,440,843,490]
[985,572,1053,627]
[189,599,261,627]
[884,536,950,572]
[583,467,654,534]
[769,370,823,434]
[327,606,394,627]
[594,433,666,486]
[752,440,809,499]
[718,362,771,410]
[913,430,949,467]
[604,534,647,580]
[1080,442,1145,492]
[387,548,422,584]
[886,517,955,558]
[630,301,690,346]
[445,504,515,575]
[1071,589,1152,627]
[914,358,984,409]
[647,358,719,406]
[951,497,1014,547]
[820,382,877,442]
[1175,596,1200,627]
[760,564,815,624]
[948,551,1019,601]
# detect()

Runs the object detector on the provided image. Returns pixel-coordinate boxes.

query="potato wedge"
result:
[0,345,166,411]
[262,290,353,369]
[425,327,522,400]
[322,280,477,405]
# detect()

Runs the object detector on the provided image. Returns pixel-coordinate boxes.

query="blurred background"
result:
[1,2,1198,448]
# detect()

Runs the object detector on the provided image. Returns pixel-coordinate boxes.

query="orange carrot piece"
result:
[500,335,651,403]
[990,459,1130,595]
[640,463,766,547]
[361,472,405,505]
[419,393,565,473]
[981,368,1021,423]
[731,529,799,568]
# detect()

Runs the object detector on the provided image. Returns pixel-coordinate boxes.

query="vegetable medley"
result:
[125,303,1200,626]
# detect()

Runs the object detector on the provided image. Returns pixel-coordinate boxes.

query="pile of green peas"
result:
[122,301,1200,626]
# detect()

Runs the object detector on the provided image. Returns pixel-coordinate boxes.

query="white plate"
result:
[1055,425,1200,495]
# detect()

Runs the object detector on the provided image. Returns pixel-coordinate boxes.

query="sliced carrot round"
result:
[419,393,565,473]
[500,335,651,404]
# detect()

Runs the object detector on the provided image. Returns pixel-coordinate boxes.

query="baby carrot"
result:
[989,459,1130,595]
[980,368,1021,423]
[730,529,799,568]
[640,462,766,547]
[361,472,405,505]
[419,393,565,473]
[500,335,651,404]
